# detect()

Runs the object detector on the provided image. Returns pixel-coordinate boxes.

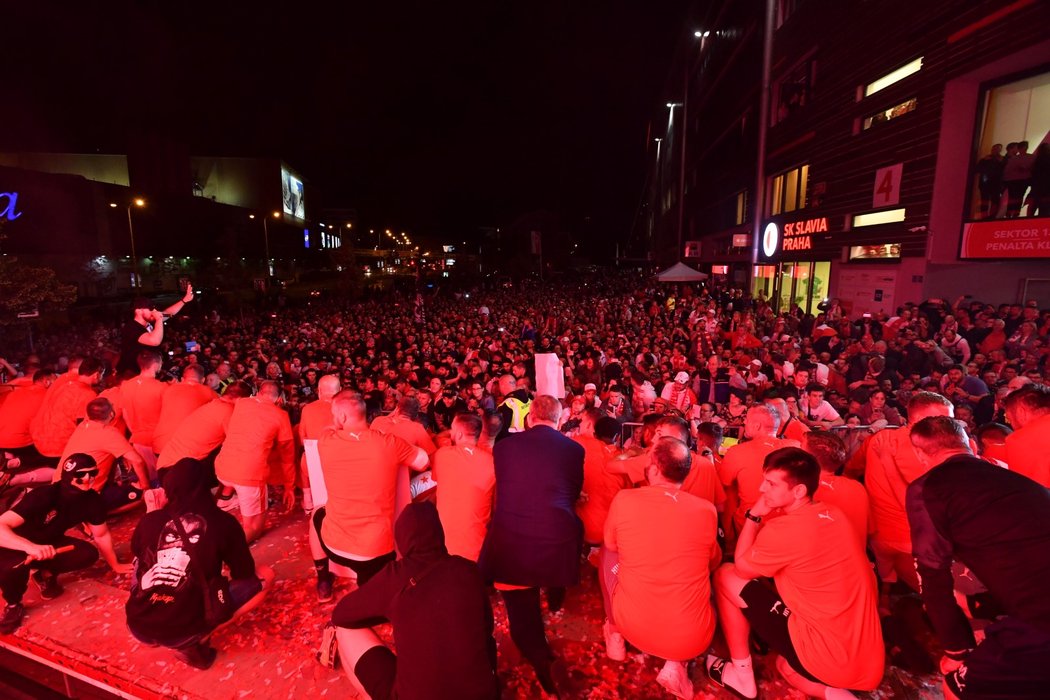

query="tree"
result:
[0,226,77,322]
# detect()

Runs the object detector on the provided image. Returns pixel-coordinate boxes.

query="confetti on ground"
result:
[5,504,946,699]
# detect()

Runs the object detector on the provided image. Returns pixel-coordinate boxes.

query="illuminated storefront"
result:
[752,216,832,314]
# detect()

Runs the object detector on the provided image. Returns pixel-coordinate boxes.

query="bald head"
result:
[317,374,341,401]
[498,374,517,396]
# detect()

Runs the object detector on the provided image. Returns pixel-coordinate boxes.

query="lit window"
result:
[864,57,923,98]
[862,98,917,130]
[852,208,906,227]
[768,164,809,216]
[735,190,749,226]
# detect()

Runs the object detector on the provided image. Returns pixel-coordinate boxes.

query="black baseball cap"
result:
[60,453,99,482]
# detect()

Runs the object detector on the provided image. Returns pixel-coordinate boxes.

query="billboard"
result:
[281,167,305,219]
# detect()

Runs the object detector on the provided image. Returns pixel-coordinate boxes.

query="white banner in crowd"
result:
[535,352,566,398]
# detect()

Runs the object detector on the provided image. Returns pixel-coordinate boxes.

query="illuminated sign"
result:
[960,219,1050,259]
[281,167,305,219]
[1,192,22,221]
[762,222,779,257]
[761,216,830,259]
[732,233,750,248]
[303,229,310,248]
[711,265,729,275]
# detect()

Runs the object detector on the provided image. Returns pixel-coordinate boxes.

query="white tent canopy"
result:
[655,262,708,282]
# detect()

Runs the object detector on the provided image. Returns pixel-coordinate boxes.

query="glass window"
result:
[735,190,748,226]
[852,208,906,227]
[778,263,795,312]
[752,265,775,302]
[863,57,923,98]
[769,164,809,215]
[969,70,1050,220]
[862,98,917,130]
[809,262,830,314]
[773,57,816,124]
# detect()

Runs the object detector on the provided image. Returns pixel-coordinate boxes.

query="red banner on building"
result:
[960,218,1050,259]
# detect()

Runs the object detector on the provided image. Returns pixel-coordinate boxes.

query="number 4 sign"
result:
[873,163,903,208]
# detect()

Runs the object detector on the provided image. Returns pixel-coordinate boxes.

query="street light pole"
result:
[676,31,709,262]
[126,198,145,289]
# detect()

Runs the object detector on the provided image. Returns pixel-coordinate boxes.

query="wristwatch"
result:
[744,509,762,524]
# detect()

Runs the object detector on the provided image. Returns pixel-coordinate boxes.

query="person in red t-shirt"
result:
[708,447,884,699]
[1003,384,1050,487]
[601,437,720,699]
[0,370,54,473]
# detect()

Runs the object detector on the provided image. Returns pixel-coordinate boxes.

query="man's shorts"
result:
[354,645,397,700]
[740,579,825,685]
[218,479,267,518]
[945,617,1050,699]
[311,507,395,585]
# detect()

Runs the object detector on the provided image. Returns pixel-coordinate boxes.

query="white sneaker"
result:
[656,661,694,699]
[603,621,626,661]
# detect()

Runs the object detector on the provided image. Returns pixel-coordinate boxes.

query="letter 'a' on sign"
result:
[1,192,23,221]
[762,222,779,258]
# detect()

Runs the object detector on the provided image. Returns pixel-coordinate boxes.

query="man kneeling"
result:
[330,501,499,700]
[126,458,273,668]
[601,436,721,699]
[708,447,884,699]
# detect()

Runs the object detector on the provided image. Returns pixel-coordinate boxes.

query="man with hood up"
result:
[126,458,273,669]
[329,501,499,700]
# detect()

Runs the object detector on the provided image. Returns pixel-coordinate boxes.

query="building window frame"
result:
[767,164,810,216]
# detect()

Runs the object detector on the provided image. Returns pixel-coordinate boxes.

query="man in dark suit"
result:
[478,394,584,697]
[695,355,731,406]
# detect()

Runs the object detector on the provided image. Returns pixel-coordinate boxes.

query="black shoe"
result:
[175,642,218,670]
[317,573,334,603]
[0,603,25,634]
[32,571,63,600]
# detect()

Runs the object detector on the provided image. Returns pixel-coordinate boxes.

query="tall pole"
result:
[676,72,688,261]
[127,205,139,289]
[262,216,271,276]
[751,0,776,270]
[654,137,663,258]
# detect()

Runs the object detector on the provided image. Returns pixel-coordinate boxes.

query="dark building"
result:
[651,0,1049,314]
[0,151,319,298]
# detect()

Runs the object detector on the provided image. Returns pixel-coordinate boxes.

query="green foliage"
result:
[0,228,77,321]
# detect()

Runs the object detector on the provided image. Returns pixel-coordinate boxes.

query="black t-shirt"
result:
[119,320,152,375]
[12,483,107,544]
[126,505,256,641]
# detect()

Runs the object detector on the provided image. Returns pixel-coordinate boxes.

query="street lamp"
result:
[251,211,281,276]
[123,198,146,288]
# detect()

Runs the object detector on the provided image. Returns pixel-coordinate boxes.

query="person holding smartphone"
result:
[117,285,195,376]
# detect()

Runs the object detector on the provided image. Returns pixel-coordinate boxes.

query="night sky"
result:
[7,2,692,253]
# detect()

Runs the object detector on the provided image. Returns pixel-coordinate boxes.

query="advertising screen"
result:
[281,167,305,219]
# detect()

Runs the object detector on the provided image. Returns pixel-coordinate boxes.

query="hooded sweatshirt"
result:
[126,458,257,643]
[331,501,499,700]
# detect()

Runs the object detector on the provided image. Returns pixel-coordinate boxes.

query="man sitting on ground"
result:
[708,447,884,699]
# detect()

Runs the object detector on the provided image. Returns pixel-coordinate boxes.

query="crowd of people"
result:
[0,270,1048,699]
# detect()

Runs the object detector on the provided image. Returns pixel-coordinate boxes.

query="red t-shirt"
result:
[606,486,720,661]
[746,501,884,690]
[433,444,495,561]
[317,428,419,557]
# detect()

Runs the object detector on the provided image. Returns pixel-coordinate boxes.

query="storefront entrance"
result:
[751,260,830,314]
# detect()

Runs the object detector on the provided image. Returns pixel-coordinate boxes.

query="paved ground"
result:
[0,503,946,699]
